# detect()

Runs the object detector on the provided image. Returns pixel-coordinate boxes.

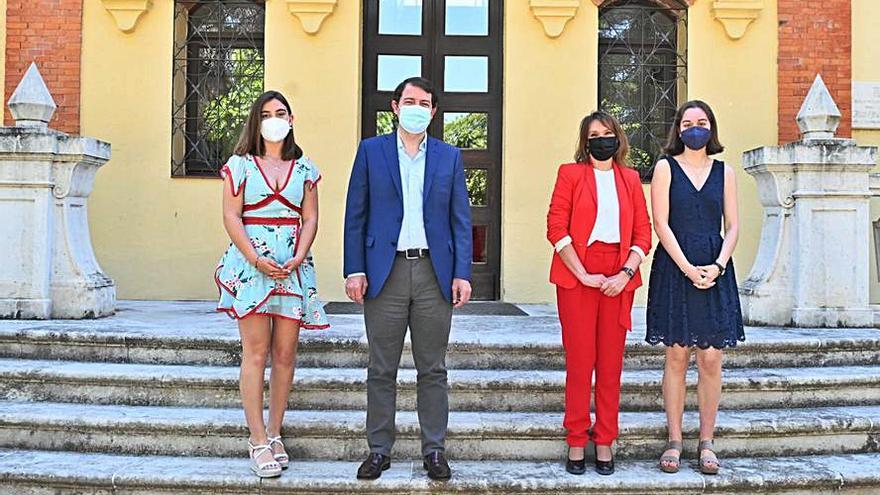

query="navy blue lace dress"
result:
[646,156,745,349]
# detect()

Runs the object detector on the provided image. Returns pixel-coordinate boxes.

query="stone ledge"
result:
[1,401,877,460]
[2,449,879,494]
[2,358,878,411]
[2,321,880,371]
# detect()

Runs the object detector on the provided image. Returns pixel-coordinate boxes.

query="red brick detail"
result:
[4,0,83,133]
[778,0,851,144]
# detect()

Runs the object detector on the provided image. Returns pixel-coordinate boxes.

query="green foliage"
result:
[444,113,488,206]
[202,48,264,159]
[377,111,395,135]
[465,170,488,206]
[444,113,488,150]
[601,98,654,174]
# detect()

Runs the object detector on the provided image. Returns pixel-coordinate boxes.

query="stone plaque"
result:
[853,82,880,129]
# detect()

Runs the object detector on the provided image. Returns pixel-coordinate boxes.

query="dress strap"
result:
[663,155,682,181]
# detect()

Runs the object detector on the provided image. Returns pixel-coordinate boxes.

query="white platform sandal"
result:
[248,441,283,478]
[267,435,290,470]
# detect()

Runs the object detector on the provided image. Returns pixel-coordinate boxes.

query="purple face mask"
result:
[680,126,711,150]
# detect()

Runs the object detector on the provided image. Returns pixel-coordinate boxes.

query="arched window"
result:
[598,0,687,180]
[171,1,265,177]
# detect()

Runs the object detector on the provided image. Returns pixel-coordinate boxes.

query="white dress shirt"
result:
[396,131,429,250]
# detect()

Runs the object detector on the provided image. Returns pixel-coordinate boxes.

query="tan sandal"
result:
[698,439,720,475]
[658,440,683,473]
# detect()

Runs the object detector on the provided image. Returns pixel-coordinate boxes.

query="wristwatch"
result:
[713,261,726,276]
[620,266,635,279]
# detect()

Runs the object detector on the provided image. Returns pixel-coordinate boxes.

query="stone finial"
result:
[796,74,841,141]
[7,63,57,128]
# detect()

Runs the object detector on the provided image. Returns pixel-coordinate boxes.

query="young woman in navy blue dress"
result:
[646,100,744,475]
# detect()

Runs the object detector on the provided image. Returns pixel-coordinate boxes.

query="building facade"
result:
[2,0,879,304]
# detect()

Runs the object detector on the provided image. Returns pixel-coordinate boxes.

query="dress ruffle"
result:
[646,243,745,349]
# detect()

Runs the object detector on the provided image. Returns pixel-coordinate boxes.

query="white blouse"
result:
[553,167,646,260]
[588,168,620,245]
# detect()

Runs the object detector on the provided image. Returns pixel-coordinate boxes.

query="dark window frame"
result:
[171,0,266,178]
[361,0,504,300]
[598,0,688,182]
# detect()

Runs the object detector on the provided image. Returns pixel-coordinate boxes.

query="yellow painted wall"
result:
[680,0,777,304]
[263,1,361,303]
[81,1,778,304]
[83,0,219,301]
[852,0,880,304]
[82,1,361,301]
[501,3,599,302]
[502,1,777,304]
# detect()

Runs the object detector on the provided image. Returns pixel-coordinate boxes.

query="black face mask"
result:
[588,136,620,162]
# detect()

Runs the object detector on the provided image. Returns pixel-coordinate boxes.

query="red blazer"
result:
[547,162,652,326]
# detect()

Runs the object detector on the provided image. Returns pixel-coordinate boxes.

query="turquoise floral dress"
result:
[214,154,329,329]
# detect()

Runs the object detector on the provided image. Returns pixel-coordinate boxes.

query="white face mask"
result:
[260,117,291,143]
[398,104,432,134]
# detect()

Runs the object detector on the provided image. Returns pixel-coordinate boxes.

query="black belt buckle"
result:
[404,248,428,259]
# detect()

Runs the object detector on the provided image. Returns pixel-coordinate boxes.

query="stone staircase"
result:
[0,300,879,494]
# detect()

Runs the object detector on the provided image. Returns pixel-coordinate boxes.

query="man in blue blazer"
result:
[344,77,472,481]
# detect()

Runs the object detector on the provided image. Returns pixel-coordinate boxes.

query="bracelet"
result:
[620,266,635,279]
[713,261,726,276]
[252,256,262,267]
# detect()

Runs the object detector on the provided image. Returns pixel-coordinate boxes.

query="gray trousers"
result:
[363,255,453,457]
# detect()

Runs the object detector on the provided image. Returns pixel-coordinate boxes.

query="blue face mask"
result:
[398,104,432,134]
[680,126,712,150]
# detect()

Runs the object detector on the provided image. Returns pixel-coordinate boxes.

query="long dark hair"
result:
[662,100,724,156]
[233,90,303,160]
[574,110,630,166]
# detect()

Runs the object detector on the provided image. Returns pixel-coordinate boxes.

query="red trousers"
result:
[556,241,629,447]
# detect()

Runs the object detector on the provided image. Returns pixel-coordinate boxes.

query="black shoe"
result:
[423,452,452,480]
[594,445,615,476]
[356,453,390,480]
[566,457,587,475]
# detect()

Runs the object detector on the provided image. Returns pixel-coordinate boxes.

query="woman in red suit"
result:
[547,111,652,476]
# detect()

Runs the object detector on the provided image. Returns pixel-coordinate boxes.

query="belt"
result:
[242,217,300,226]
[397,248,430,259]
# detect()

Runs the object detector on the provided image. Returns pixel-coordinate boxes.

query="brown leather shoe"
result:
[356,453,390,480]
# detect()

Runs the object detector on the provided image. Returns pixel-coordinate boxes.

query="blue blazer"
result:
[343,133,472,302]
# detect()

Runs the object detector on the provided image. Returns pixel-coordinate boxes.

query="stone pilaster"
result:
[0,63,114,319]
[741,75,877,327]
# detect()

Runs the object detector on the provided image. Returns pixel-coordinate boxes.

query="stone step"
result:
[2,307,879,370]
[2,358,879,412]
[2,448,879,494]
[1,400,877,461]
